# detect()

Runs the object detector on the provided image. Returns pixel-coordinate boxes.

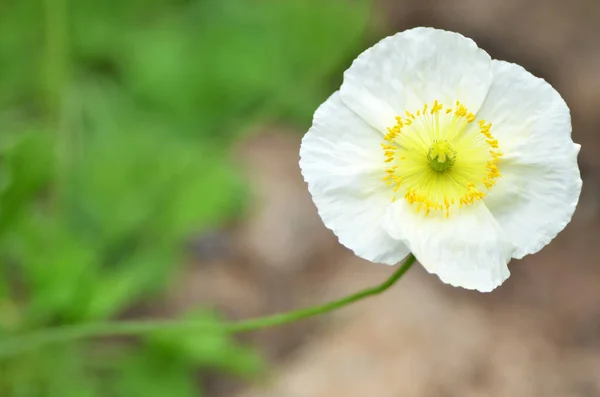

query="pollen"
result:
[382,100,502,218]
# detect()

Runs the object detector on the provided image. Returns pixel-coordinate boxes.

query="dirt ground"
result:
[169,1,600,396]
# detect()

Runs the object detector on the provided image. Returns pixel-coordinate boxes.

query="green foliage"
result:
[0,0,372,395]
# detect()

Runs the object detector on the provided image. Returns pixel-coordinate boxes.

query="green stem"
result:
[0,254,415,360]
[43,0,69,120]
[43,0,71,210]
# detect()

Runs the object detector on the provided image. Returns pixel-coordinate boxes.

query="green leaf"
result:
[147,310,264,377]
[65,85,242,248]
[82,248,178,320]
[0,346,99,397]
[6,214,99,325]
[115,352,198,397]
[0,128,54,236]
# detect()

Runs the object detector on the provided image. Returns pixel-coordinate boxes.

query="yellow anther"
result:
[431,100,443,114]
[486,139,499,148]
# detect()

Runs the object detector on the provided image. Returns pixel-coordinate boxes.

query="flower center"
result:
[427,140,456,173]
[382,100,502,217]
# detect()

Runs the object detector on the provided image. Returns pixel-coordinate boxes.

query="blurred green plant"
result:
[0,0,372,395]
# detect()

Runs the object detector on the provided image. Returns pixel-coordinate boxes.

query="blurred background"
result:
[0,0,599,396]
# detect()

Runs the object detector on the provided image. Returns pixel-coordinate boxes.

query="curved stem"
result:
[0,254,415,360]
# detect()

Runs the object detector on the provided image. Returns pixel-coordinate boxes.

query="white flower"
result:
[299,27,582,292]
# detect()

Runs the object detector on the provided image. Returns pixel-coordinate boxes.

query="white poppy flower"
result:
[299,27,582,292]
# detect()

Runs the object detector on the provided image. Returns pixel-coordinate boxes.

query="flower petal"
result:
[476,60,582,258]
[340,27,493,132]
[383,201,513,292]
[299,92,410,265]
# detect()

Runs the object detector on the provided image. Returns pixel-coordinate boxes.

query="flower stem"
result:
[0,255,415,360]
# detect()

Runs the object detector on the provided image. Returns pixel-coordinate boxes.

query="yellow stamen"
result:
[381,99,502,218]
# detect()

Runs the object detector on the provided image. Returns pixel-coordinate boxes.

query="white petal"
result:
[383,201,513,292]
[299,92,410,265]
[476,60,582,258]
[340,27,493,132]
